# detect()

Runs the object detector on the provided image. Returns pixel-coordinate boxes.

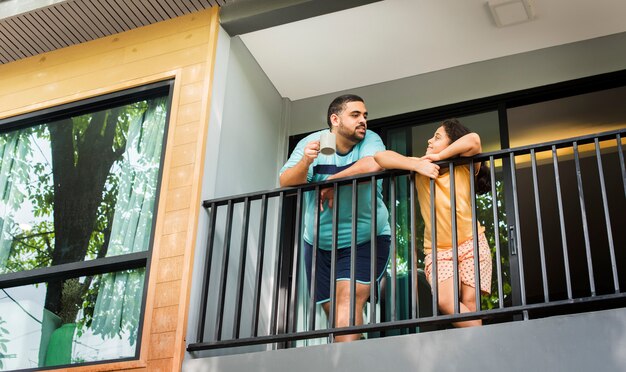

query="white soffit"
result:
[239,0,626,100]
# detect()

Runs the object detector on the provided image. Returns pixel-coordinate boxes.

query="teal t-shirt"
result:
[280,129,390,250]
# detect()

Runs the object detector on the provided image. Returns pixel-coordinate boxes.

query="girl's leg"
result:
[437,278,482,328]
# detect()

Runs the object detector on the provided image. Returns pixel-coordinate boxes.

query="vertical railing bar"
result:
[196,202,217,343]
[329,182,339,339]
[449,162,460,315]
[573,142,596,296]
[552,147,572,300]
[287,190,303,334]
[308,187,321,331]
[430,179,438,317]
[509,153,527,306]
[349,179,358,327]
[489,156,504,308]
[617,134,626,199]
[409,173,419,319]
[389,175,397,322]
[469,161,482,311]
[531,149,550,302]
[233,198,251,338]
[270,192,285,337]
[369,176,378,324]
[215,200,234,341]
[251,195,268,337]
[594,138,619,292]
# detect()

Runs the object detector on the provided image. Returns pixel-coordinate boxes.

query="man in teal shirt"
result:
[279,94,390,342]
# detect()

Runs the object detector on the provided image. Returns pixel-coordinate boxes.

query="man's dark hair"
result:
[327,94,364,128]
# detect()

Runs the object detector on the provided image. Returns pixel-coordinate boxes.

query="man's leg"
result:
[322,280,371,342]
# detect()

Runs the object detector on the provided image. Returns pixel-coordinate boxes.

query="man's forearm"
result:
[327,156,381,181]
[279,158,311,187]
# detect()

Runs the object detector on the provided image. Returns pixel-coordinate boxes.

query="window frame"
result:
[0,79,174,368]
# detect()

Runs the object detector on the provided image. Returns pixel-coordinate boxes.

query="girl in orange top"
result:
[375,119,492,327]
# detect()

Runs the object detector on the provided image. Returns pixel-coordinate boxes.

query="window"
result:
[0,82,171,370]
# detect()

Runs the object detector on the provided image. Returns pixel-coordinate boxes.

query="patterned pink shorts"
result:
[424,233,492,294]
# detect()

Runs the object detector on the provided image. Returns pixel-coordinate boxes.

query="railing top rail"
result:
[202,127,626,207]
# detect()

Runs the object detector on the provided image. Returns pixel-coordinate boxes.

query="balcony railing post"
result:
[251,195,268,337]
[618,133,626,198]
[489,156,504,308]
[307,187,320,331]
[287,189,303,335]
[530,149,549,302]
[469,161,482,311]
[551,146,573,300]
[329,182,339,338]
[233,197,251,338]
[350,179,358,327]
[271,192,286,340]
[573,142,596,296]
[409,173,418,319]
[215,200,234,341]
[509,152,527,308]
[369,176,378,325]
[449,162,460,315]
[429,178,438,317]
[389,175,397,322]
[196,202,217,343]
[594,138,619,293]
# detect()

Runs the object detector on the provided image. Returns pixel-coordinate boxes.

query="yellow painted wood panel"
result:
[168,164,195,189]
[122,25,212,64]
[1,45,209,116]
[180,63,206,86]
[154,280,182,308]
[151,305,180,334]
[0,10,214,77]
[173,122,201,146]
[156,255,185,283]
[1,31,210,101]
[146,358,175,372]
[170,142,198,168]
[179,81,205,106]
[166,185,193,212]
[159,231,188,258]
[148,331,177,360]
[163,209,192,235]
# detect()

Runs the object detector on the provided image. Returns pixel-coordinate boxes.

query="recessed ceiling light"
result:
[487,0,536,27]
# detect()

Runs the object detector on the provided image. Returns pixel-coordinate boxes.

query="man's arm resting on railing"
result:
[374,150,440,179]
[328,155,382,181]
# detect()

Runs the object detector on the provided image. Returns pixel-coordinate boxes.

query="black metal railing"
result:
[188,128,626,352]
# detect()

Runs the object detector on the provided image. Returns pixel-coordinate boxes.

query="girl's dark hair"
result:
[441,118,491,194]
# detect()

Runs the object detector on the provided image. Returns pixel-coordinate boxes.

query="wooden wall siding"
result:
[0,0,226,64]
[0,7,220,372]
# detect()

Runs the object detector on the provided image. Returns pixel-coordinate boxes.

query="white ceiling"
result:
[239,0,626,101]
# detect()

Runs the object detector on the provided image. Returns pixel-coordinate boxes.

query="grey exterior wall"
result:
[288,31,626,136]
[184,307,626,372]
[187,28,286,356]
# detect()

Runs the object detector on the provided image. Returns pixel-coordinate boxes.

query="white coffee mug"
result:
[319,131,336,155]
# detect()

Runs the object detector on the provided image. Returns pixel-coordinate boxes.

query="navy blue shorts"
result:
[304,235,391,304]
